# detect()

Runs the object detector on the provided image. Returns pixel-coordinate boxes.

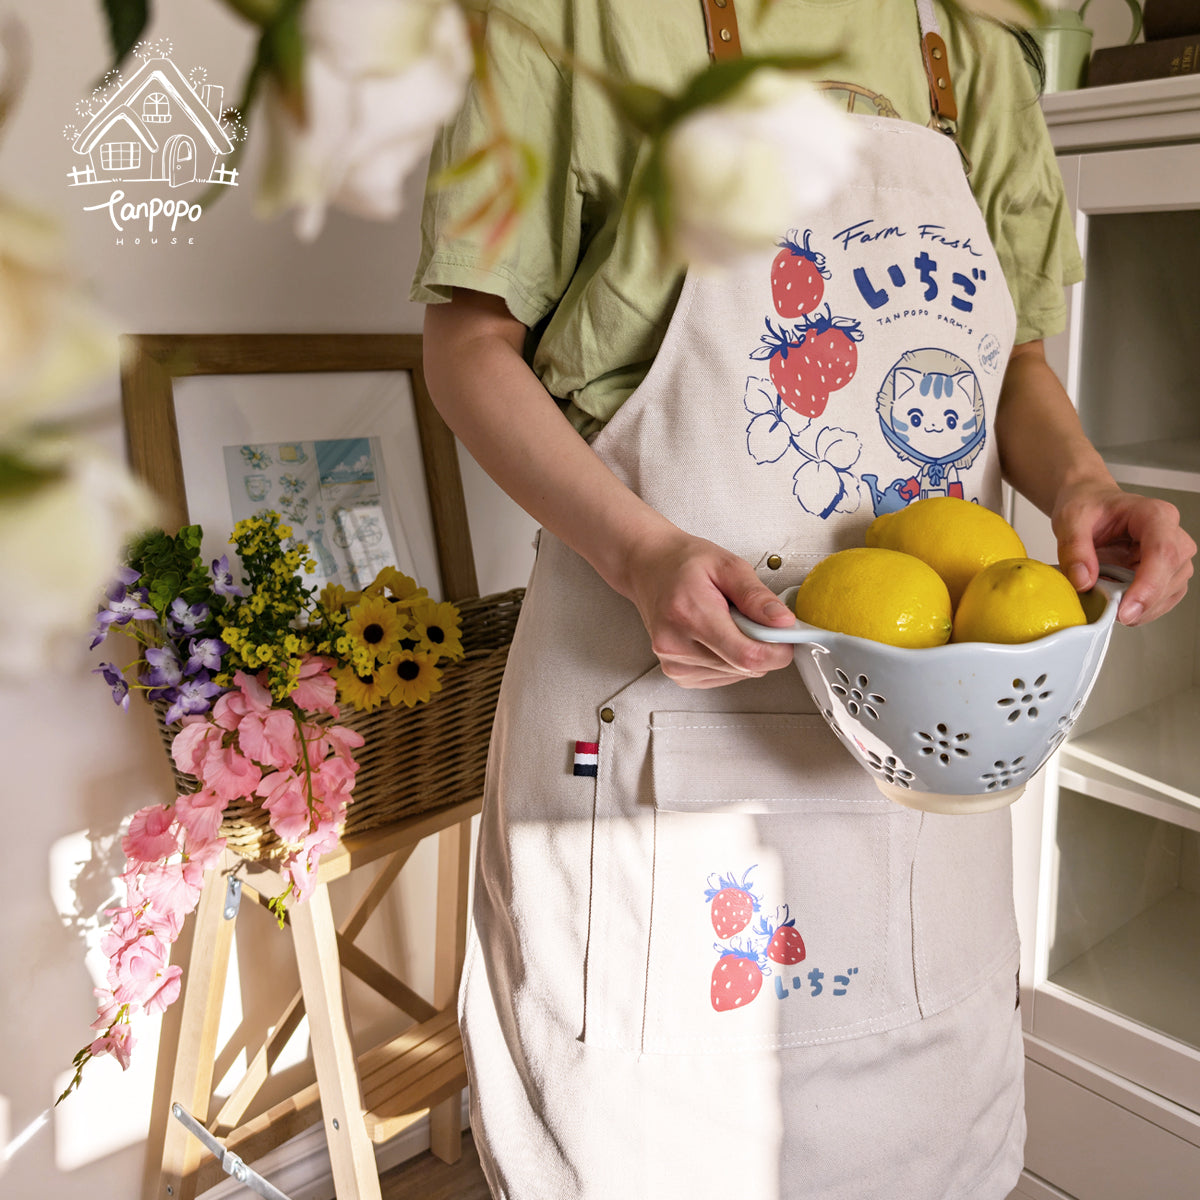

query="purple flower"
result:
[163,672,222,724]
[211,555,247,598]
[167,598,210,636]
[141,645,184,698]
[91,578,156,647]
[93,663,131,711]
[185,637,227,675]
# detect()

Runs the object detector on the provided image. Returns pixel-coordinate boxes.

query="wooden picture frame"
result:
[119,333,479,601]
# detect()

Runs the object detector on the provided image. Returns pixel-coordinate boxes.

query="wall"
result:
[0,2,536,1197]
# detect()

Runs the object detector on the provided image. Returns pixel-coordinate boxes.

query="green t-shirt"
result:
[412,0,1084,436]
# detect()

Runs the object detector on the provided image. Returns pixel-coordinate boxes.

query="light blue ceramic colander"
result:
[732,568,1128,814]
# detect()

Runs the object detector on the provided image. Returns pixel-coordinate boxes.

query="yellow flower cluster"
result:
[327,566,464,712]
[206,512,462,714]
[216,514,319,701]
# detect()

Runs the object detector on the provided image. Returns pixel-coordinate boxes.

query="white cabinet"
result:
[1010,77,1200,1200]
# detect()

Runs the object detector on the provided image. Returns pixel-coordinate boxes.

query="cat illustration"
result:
[863,349,986,515]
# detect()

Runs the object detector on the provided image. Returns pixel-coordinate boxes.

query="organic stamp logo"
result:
[63,38,247,245]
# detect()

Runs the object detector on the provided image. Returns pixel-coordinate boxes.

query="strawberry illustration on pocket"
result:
[771,228,830,318]
[757,906,807,966]
[705,867,761,938]
[710,942,767,1012]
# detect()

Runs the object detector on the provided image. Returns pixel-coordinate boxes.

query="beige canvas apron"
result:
[459,6,1025,1197]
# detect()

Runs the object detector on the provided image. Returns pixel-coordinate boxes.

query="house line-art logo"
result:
[63,37,248,245]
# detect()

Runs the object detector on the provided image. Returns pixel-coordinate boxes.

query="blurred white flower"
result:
[661,69,861,270]
[0,435,156,679]
[257,0,473,241]
[0,195,117,441]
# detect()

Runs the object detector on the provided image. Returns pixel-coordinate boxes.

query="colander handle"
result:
[728,604,841,647]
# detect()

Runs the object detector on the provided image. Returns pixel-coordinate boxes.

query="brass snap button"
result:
[600,707,615,724]
[720,28,732,41]
[766,554,783,571]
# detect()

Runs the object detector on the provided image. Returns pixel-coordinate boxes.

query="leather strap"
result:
[700,0,742,61]
[920,31,959,125]
[702,0,959,133]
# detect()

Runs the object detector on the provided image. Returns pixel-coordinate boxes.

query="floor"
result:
[379,1133,492,1200]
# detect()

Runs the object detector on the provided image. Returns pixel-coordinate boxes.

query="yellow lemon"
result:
[951,558,1088,644]
[793,547,953,648]
[866,496,1026,608]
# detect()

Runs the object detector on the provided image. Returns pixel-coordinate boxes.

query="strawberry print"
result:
[756,907,807,966]
[750,310,863,420]
[710,942,766,1012]
[771,228,829,318]
[704,867,760,938]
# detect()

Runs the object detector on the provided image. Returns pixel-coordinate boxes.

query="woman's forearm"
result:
[994,339,1115,517]
[995,339,1195,622]
[422,288,674,597]
[421,288,797,685]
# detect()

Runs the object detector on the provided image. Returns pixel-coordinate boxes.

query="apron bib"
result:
[460,9,1025,1198]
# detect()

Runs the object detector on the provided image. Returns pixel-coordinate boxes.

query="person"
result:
[412,2,1197,1197]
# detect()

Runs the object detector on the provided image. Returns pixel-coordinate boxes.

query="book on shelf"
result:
[1142,0,1200,42]
[1088,33,1200,87]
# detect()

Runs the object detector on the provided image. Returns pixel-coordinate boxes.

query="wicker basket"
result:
[153,588,523,861]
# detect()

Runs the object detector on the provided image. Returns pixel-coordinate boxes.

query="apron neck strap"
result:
[915,0,959,129]
[699,0,960,132]
[700,0,742,61]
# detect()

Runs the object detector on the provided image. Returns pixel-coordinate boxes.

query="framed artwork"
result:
[119,334,478,601]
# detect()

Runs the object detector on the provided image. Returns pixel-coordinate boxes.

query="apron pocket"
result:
[651,711,896,816]
[641,712,921,1054]
[580,669,923,1055]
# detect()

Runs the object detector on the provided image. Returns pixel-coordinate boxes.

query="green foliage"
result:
[100,0,150,71]
[126,524,214,624]
[0,451,64,501]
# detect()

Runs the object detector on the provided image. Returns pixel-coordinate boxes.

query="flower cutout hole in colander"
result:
[981,757,1027,791]
[865,750,914,788]
[831,669,885,719]
[997,675,1052,723]
[916,723,971,765]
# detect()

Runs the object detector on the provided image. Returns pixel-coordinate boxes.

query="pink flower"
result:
[109,930,171,1006]
[291,657,339,715]
[171,717,223,777]
[326,723,365,761]
[211,671,273,730]
[238,708,300,770]
[139,859,205,920]
[174,788,228,844]
[90,1020,134,1070]
[122,804,180,864]
[90,987,119,1023]
[184,832,226,870]
[142,964,183,1016]
[202,744,263,800]
[256,769,312,843]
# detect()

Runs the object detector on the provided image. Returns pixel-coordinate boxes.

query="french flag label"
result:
[573,741,599,777]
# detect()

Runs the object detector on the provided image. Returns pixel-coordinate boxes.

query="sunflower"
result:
[367,566,429,608]
[331,660,399,712]
[409,598,464,661]
[388,650,443,708]
[343,594,408,665]
[319,581,361,611]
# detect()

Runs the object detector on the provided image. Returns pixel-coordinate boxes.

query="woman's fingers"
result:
[630,534,795,687]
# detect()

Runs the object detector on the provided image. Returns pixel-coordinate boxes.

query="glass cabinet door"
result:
[1020,142,1200,1117]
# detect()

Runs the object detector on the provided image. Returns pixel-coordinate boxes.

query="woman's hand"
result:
[1052,481,1196,625]
[617,526,797,688]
